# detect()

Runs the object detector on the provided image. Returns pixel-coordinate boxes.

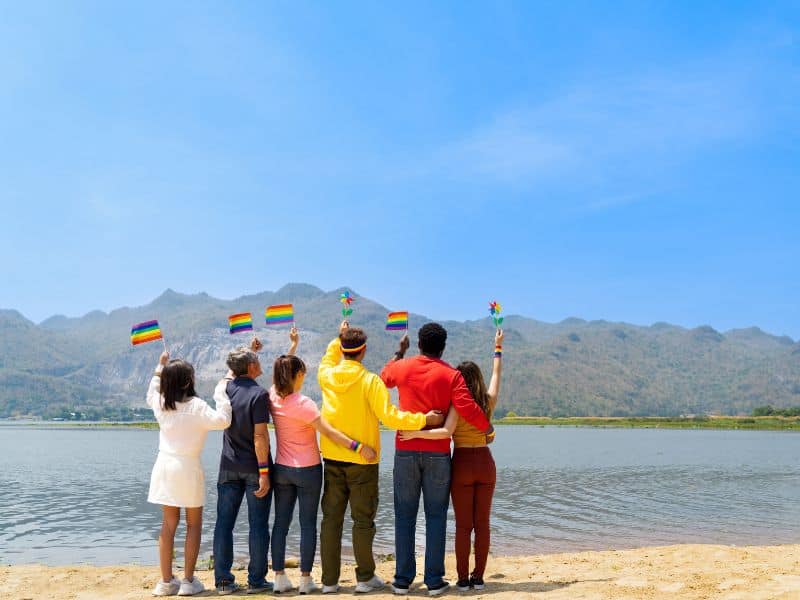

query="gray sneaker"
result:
[247,581,275,594]
[355,575,386,593]
[216,581,240,595]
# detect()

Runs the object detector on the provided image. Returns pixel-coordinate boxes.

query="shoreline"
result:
[2,544,799,599]
[4,415,800,431]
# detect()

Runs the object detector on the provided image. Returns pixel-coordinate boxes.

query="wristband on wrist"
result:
[350,440,363,453]
[494,345,503,358]
[258,462,269,476]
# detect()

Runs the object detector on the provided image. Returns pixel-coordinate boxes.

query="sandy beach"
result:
[2,544,799,599]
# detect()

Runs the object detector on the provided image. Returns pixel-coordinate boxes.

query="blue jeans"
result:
[213,469,272,587]
[393,451,451,589]
[271,463,323,573]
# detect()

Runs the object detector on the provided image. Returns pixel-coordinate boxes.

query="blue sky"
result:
[1,1,798,337]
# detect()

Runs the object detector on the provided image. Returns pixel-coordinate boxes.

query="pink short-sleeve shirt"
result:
[269,386,322,467]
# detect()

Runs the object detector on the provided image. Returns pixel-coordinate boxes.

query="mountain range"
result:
[1,283,799,419]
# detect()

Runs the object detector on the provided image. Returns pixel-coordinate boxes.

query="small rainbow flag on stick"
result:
[131,320,163,346]
[229,312,254,334]
[265,304,294,326]
[386,311,409,331]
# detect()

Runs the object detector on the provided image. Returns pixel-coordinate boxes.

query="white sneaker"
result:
[391,583,410,596]
[153,576,180,596]
[299,576,320,594]
[355,575,386,593]
[274,573,295,594]
[321,583,340,594]
[177,577,205,596]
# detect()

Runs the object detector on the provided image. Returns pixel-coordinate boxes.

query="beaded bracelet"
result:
[350,440,363,453]
[258,462,270,476]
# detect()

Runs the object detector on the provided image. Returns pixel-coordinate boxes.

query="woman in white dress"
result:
[147,351,232,596]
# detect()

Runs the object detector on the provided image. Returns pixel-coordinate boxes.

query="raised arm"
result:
[287,326,299,356]
[202,378,233,430]
[487,329,504,411]
[318,321,348,384]
[146,352,169,411]
[312,416,377,462]
[380,334,410,388]
[399,405,458,441]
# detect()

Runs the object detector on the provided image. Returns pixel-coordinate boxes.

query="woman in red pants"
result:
[400,328,503,591]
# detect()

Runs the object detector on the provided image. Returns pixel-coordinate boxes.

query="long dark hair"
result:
[456,361,490,417]
[273,355,306,397]
[159,359,197,410]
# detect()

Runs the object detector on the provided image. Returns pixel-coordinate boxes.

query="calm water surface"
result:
[1,425,799,565]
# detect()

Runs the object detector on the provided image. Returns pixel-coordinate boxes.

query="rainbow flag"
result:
[229,312,254,334]
[131,320,163,346]
[386,311,409,331]
[265,304,294,325]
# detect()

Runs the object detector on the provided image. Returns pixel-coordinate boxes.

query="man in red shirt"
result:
[380,323,494,596]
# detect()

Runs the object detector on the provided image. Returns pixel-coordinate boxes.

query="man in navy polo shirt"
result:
[212,345,273,595]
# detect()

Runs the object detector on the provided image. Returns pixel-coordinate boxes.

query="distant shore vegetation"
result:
[7,408,800,432]
[495,413,800,430]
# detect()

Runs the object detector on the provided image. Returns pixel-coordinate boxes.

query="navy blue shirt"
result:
[220,378,271,473]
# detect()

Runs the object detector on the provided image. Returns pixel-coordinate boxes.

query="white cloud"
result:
[432,55,778,188]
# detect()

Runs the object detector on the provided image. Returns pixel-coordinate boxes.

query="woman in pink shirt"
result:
[270,328,377,594]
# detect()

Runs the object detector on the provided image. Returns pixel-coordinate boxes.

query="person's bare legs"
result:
[184,507,203,581]
[159,506,180,582]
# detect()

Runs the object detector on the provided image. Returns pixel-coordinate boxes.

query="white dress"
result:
[146,372,232,507]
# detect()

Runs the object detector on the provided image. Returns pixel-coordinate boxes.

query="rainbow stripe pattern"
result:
[229,312,254,334]
[265,304,294,325]
[131,320,162,346]
[386,311,409,331]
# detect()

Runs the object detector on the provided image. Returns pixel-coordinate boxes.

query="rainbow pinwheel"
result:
[340,290,354,317]
[489,300,503,328]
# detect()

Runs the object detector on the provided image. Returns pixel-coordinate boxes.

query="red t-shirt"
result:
[381,355,491,453]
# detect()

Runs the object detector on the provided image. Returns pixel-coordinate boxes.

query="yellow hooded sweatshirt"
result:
[317,338,427,465]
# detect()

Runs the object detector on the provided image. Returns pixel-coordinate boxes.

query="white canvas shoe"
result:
[177,577,205,596]
[355,575,386,593]
[152,576,181,596]
[299,576,320,594]
[321,583,340,594]
[274,573,295,594]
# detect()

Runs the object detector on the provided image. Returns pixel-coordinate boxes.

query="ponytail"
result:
[273,354,307,397]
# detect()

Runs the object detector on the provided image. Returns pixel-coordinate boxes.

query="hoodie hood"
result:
[321,359,366,393]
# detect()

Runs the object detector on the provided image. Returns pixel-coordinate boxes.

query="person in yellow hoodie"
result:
[318,320,443,594]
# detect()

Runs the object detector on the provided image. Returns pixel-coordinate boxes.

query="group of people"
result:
[145,319,504,596]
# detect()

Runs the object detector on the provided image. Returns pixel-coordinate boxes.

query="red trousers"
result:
[450,447,496,581]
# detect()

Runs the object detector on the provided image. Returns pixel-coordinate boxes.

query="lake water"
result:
[1,425,799,566]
